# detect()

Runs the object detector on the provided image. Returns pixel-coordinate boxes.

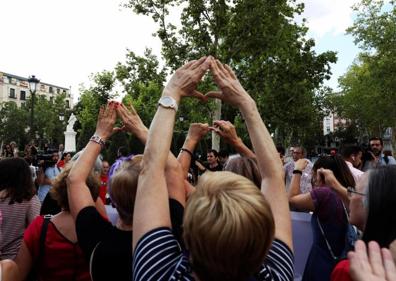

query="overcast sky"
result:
[0,0,359,102]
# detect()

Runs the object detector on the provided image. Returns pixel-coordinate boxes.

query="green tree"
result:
[74,71,117,150]
[328,1,396,139]
[124,0,337,148]
[0,102,29,148]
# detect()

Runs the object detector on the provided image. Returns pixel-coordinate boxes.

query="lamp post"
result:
[28,75,40,141]
[59,112,65,121]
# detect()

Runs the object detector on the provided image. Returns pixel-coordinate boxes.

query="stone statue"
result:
[66,113,77,132]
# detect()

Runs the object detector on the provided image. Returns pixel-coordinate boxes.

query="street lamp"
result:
[28,75,40,141]
[59,112,65,121]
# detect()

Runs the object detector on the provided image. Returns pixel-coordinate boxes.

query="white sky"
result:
[0,0,360,101]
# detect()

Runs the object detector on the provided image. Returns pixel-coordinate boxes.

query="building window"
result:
[49,86,53,93]
[50,96,54,103]
[66,100,70,108]
[9,88,16,98]
[57,88,60,94]
[20,90,26,100]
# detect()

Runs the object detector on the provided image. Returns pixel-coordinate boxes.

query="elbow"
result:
[66,171,83,188]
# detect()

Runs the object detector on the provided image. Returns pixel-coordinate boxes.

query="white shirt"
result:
[345,161,364,184]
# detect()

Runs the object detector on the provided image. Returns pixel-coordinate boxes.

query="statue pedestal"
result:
[64,131,77,152]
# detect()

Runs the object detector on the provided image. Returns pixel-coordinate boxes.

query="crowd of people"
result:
[1,56,396,281]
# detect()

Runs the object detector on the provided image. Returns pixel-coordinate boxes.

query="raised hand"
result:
[164,56,212,101]
[186,123,210,143]
[349,240,396,281]
[317,168,338,187]
[210,120,239,145]
[206,59,254,107]
[95,101,117,141]
[115,102,148,142]
[295,159,309,172]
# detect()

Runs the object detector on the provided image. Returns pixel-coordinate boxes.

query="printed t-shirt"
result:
[24,215,91,281]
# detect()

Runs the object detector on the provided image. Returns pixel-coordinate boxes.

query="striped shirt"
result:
[0,195,40,259]
[133,227,294,281]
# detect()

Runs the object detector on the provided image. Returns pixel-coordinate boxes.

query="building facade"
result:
[0,71,72,108]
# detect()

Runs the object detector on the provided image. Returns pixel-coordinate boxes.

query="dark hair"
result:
[312,155,355,188]
[369,137,383,146]
[117,146,129,157]
[362,166,396,247]
[276,145,285,156]
[51,163,99,211]
[218,149,229,158]
[224,156,262,188]
[341,145,362,159]
[207,149,219,157]
[60,152,72,161]
[0,158,35,204]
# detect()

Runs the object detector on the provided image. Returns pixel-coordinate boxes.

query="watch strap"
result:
[90,134,106,149]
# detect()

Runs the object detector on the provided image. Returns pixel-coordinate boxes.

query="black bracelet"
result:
[180,148,193,157]
[292,169,302,175]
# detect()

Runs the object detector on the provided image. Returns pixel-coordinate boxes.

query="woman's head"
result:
[51,163,99,210]
[354,166,396,248]
[312,155,355,188]
[183,171,274,281]
[0,158,35,204]
[109,155,142,226]
[62,152,72,163]
[224,156,262,188]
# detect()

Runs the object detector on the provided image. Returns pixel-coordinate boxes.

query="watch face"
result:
[161,96,174,107]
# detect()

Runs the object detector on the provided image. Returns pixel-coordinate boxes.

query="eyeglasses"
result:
[347,186,366,197]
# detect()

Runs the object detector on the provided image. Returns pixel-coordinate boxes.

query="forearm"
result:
[177,137,198,178]
[231,137,255,158]
[239,98,292,248]
[288,174,302,198]
[67,141,100,218]
[239,100,282,179]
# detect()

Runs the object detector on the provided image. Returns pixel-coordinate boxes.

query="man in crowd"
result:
[37,152,60,202]
[218,149,230,166]
[99,160,110,204]
[205,149,223,171]
[341,145,364,183]
[363,137,396,171]
[284,146,312,193]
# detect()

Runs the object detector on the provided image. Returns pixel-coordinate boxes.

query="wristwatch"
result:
[158,96,178,112]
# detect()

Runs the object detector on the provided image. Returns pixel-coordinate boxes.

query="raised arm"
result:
[116,102,187,206]
[207,59,292,249]
[133,57,212,249]
[177,123,209,179]
[210,120,255,158]
[67,103,117,220]
[288,159,315,211]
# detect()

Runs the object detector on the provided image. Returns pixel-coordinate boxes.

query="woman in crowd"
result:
[10,164,98,281]
[132,57,293,281]
[67,102,186,281]
[57,151,72,170]
[319,165,396,281]
[288,155,355,281]
[0,158,40,260]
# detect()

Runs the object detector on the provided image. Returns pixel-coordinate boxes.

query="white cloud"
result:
[302,0,357,38]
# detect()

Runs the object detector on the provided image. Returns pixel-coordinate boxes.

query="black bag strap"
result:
[37,215,52,263]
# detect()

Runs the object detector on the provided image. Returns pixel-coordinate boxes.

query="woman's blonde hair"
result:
[183,171,274,281]
[109,155,142,226]
[52,163,100,211]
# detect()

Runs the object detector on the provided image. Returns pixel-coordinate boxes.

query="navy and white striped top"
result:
[133,227,294,281]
